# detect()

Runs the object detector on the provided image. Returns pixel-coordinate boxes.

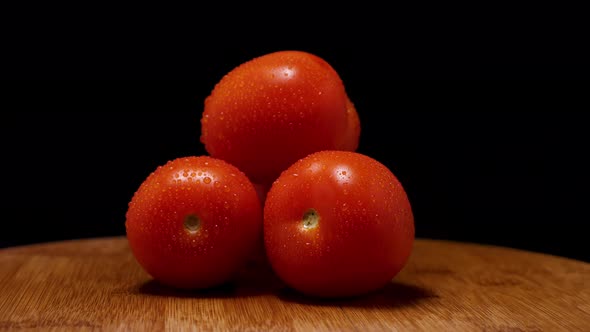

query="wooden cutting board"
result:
[1,236,588,331]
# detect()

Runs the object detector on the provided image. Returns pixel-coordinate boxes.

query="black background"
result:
[1,8,589,262]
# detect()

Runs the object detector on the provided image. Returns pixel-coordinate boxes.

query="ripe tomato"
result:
[125,156,262,289]
[263,150,414,298]
[200,50,359,186]
[336,95,361,151]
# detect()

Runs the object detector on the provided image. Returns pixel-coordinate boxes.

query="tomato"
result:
[336,95,361,151]
[200,50,359,186]
[263,150,415,298]
[125,156,262,289]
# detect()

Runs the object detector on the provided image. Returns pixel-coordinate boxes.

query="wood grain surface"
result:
[0,236,588,331]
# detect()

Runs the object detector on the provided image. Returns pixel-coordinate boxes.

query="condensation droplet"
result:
[203,177,211,184]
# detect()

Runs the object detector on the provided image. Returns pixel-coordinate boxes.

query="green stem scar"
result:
[184,214,201,234]
[302,208,319,229]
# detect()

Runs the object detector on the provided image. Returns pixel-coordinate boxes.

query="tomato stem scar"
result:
[302,208,319,229]
[184,214,201,234]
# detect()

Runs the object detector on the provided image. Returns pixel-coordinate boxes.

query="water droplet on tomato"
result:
[203,177,211,184]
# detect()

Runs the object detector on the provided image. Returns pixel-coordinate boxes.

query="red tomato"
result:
[125,156,262,289]
[336,95,361,151]
[200,50,359,186]
[263,150,415,298]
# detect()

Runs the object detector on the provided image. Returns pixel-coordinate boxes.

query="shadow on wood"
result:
[133,255,437,308]
[277,281,438,308]
[135,279,242,298]
[133,256,286,298]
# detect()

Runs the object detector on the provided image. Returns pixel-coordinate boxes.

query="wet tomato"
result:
[200,50,359,186]
[125,156,262,289]
[263,150,414,298]
[336,95,361,151]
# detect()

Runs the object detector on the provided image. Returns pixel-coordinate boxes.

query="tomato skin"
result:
[125,156,262,289]
[263,150,414,298]
[201,50,354,186]
[336,96,361,151]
